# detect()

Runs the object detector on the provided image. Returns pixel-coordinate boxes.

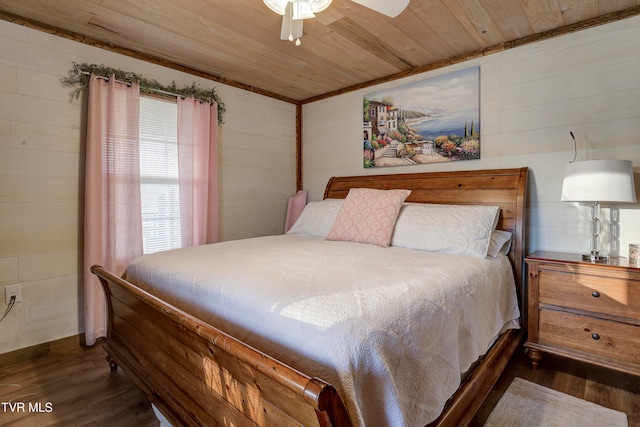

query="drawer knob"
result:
[591,291,600,298]
[592,333,600,340]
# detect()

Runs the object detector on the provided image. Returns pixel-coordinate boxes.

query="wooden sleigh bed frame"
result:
[92,167,528,427]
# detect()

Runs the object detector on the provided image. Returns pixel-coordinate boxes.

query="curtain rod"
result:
[81,71,186,99]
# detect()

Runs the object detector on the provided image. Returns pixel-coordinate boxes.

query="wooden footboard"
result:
[91,265,352,427]
[94,262,521,427]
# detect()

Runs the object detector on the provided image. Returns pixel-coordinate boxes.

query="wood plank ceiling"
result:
[1,0,639,103]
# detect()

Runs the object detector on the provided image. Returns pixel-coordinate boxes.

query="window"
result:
[139,96,181,254]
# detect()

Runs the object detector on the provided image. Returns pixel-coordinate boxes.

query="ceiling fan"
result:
[263,0,410,45]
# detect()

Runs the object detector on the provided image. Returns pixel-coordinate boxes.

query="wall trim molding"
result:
[0,334,88,361]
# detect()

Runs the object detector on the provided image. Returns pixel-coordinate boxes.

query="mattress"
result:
[124,234,520,426]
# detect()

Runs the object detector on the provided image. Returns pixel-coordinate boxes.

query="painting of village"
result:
[363,66,480,168]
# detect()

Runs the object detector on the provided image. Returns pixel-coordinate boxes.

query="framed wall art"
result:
[363,66,480,168]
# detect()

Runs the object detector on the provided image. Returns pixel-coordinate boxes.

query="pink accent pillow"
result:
[326,188,411,247]
[283,189,308,233]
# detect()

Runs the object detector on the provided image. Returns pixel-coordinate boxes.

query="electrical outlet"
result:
[5,284,22,304]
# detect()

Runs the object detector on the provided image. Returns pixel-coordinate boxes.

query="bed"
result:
[92,167,528,427]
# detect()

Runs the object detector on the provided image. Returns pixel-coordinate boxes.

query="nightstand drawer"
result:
[539,309,640,365]
[539,269,640,321]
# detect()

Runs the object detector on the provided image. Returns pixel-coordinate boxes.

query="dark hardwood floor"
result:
[470,347,640,426]
[0,336,157,427]
[1,336,638,426]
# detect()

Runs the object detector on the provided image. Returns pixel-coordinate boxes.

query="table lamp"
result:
[561,159,637,262]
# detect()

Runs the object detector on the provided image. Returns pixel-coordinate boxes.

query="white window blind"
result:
[139,96,181,254]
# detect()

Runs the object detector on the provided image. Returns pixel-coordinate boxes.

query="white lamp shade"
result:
[561,160,637,203]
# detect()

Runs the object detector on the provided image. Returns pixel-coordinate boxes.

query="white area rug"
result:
[485,377,628,427]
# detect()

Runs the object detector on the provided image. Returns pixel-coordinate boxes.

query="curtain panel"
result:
[83,74,143,346]
[177,97,220,246]
[83,79,220,346]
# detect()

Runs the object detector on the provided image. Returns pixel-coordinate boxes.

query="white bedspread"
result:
[124,234,520,427]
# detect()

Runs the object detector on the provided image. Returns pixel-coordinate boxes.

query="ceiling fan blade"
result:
[350,0,409,17]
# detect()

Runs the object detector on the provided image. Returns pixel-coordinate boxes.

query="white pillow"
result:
[391,203,500,258]
[487,230,512,257]
[286,199,344,237]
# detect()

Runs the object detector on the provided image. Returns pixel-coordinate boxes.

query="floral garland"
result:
[61,62,225,124]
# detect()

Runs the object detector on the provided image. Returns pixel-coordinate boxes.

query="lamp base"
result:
[582,252,610,263]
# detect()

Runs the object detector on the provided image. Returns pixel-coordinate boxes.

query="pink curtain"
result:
[83,74,143,346]
[177,97,219,246]
[284,190,308,233]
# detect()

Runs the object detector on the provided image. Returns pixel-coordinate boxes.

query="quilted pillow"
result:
[326,188,411,247]
[391,203,500,258]
[287,198,344,237]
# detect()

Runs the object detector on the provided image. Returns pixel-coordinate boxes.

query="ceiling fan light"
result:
[310,0,333,14]
[280,3,303,40]
[292,1,316,20]
[264,0,332,16]
[263,0,288,15]
[270,0,332,44]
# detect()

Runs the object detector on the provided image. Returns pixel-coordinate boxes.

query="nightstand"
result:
[524,251,640,376]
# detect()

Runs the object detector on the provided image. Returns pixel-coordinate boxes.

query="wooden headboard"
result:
[324,167,528,304]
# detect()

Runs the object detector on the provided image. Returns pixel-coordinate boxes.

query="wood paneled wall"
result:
[0,20,296,354]
[302,15,640,257]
